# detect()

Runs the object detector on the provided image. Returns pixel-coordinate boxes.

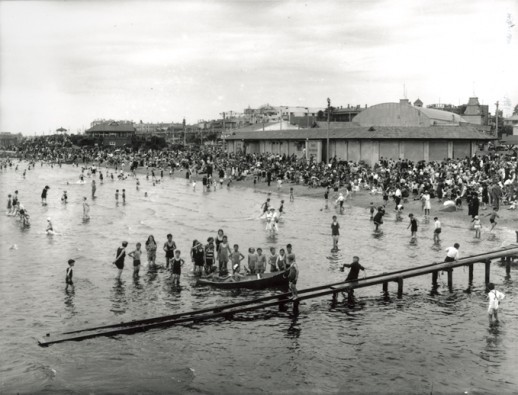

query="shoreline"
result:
[124,163,518,233]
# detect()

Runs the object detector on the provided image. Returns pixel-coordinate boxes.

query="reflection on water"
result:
[1,163,517,394]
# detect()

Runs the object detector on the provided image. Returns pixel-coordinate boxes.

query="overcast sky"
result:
[1,0,517,135]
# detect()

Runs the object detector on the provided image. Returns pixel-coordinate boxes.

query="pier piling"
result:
[432,271,438,287]
[485,259,491,284]
[382,282,388,293]
[447,268,453,290]
[506,259,511,277]
[397,278,403,299]
[468,264,474,284]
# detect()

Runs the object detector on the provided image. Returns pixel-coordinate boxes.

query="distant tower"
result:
[413,98,423,108]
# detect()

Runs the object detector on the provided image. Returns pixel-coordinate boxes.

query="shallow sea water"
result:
[0,163,517,394]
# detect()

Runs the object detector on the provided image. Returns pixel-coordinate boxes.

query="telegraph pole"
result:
[495,101,499,137]
[183,118,186,146]
[327,98,331,164]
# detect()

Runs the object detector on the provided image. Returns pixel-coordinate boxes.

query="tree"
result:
[513,104,518,116]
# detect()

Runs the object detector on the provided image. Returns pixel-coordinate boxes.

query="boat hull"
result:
[197,271,289,289]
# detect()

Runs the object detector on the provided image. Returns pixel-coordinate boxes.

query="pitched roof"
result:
[225,126,494,141]
[86,122,135,133]
[417,107,465,123]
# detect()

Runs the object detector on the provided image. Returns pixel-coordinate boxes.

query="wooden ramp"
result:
[39,245,518,347]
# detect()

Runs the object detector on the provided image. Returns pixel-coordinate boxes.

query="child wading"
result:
[65,259,75,291]
[170,250,185,287]
[407,213,418,242]
[128,242,142,279]
[433,217,441,243]
[487,283,505,325]
[331,216,340,251]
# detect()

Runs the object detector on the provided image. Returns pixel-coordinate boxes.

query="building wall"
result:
[453,142,471,159]
[347,140,361,162]
[403,141,424,162]
[379,141,400,161]
[429,141,449,161]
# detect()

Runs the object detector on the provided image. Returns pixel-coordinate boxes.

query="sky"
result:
[0,0,517,135]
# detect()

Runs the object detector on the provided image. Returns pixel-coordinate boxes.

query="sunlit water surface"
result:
[1,163,517,394]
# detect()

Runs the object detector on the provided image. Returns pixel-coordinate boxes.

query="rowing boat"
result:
[197,270,289,289]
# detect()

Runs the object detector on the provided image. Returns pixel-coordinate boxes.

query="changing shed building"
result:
[225,99,494,164]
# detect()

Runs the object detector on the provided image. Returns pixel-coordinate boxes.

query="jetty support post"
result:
[382,282,388,293]
[432,270,438,288]
[485,259,491,284]
[347,289,354,304]
[506,259,511,278]
[332,291,338,304]
[468,264,474,285]
[447,268,453,291]
[278,296,286,311]
[397,277,403,299]
[293,300,300,315]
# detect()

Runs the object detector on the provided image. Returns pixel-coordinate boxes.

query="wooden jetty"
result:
[38,245,518,347]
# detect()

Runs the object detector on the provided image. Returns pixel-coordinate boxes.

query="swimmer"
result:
[472,215,482,238]
[335,193,345,213]
[373,207,385,232]
[122,189,126,203]
[486,208,499,232]
[91,180,96,198]
[61,191,68,204]
[65,259,75,291]
[433,217,441,243]
[407,213,418,241]
[46,217,54,234]
[331,215,340,251]
[82,197,90,220]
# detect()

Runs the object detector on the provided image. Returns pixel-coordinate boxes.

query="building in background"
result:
[461,97,489,126]
[0,132,23,148]
[225,98,494,164]
[85,121,136,147]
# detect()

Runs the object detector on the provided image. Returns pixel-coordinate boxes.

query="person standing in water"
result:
[433,217,441,243]
[91,180,96,198]
[331,215,340,251]
[407,213,418,242]
[46,217,54,234]
[145,235,157,267]
[82,197,90,220]
[128,242,142,279]
[113,241,128,280]
[486,208,500,232]
[373,207,385,232]
[163,234,177,269]
[217,235,232,275]
[65,259,75,291]
[444,243,460,262]
[341,256,365,282]
[487,282,505,325]
[41,185,50,205]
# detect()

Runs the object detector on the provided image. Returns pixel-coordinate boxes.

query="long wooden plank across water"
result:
[39,246,518,346]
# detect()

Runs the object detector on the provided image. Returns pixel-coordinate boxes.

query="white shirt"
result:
[434,220,441,229]
[445,246,459,259]
[488,289,505,310]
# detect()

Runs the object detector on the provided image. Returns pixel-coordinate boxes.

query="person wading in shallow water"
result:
[340,256,365,301]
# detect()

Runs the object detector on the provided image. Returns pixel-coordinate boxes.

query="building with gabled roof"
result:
[462,97,489,125]
[85,121,135,147]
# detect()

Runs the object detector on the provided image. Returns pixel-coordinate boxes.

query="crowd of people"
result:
[2,134,516,309]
